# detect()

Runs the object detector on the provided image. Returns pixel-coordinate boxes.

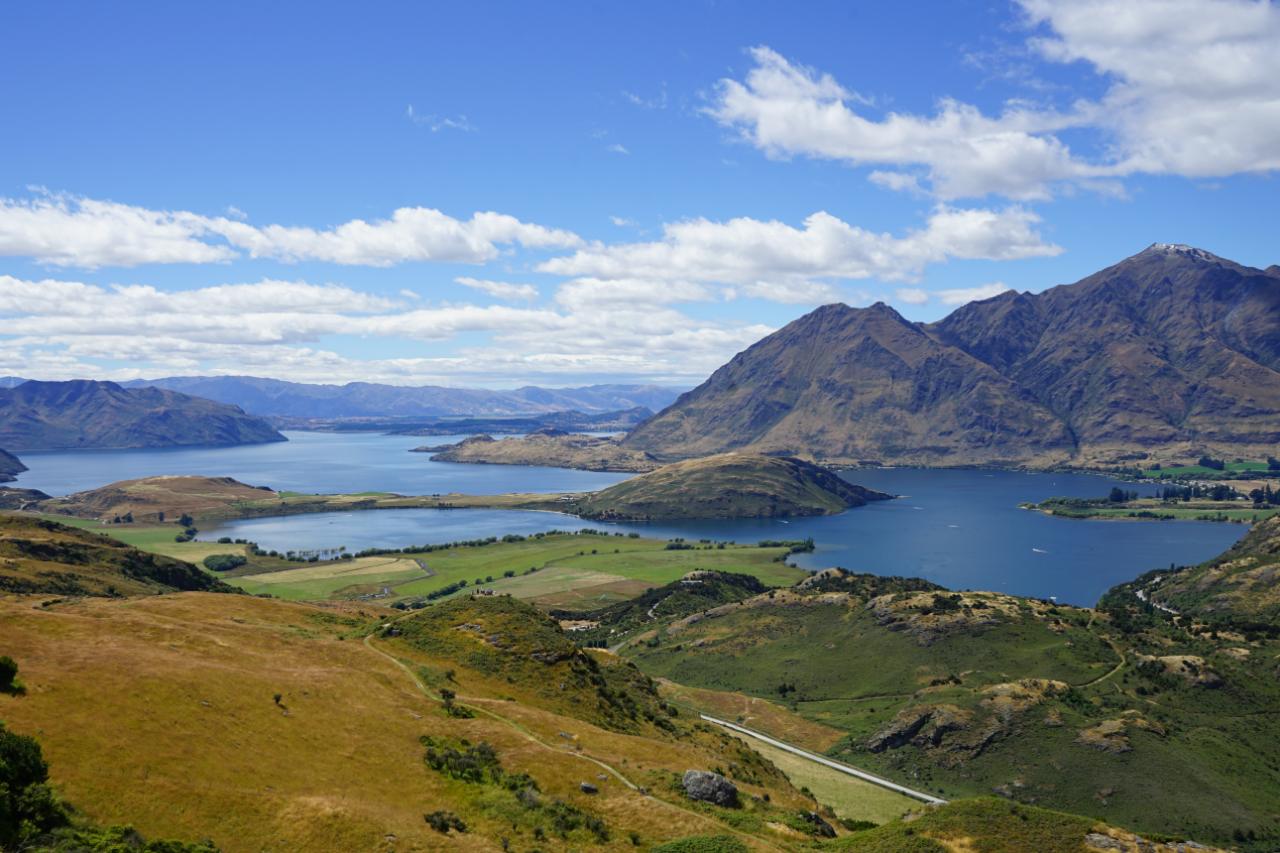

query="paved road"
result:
[700,714,947,805]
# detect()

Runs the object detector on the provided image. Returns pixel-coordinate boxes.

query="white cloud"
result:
[0,193,581,268]
[607,143,630,155]
[454,276,539,301]
[937,282,1012,305]
[405,105,476,132]
[708,46,1094,200]
[0,193,240,268]
[0,274,774,385]
[894,288,929,305]
[609,215,636,227]
[708,7,1280,200]
[540,206,1059,286]
[1020,0,1280,178]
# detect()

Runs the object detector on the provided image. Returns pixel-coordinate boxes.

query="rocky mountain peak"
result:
[1139,243,1223,263]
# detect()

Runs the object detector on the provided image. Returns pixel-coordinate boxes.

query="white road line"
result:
[699,713,947,806]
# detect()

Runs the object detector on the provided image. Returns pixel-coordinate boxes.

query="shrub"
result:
[203,554,248,572]
[0,655,18,694]
[424,810,466,834]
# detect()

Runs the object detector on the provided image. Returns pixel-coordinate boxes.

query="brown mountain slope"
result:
[626,302,1073,466]
[628,245,1280,467]
[0,379,285,451]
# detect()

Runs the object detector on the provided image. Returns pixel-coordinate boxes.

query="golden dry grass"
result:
[0,592,822,851]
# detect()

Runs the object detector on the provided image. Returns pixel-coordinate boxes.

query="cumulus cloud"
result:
[937,282,1013,305]
[0,193,581,268]
[454,277,539,301]
[540,206,1059,286]
[709,3,1280,199]
[0,274,772,385]
[894,288,929,305]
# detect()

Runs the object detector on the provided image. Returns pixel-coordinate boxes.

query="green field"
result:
[231,533,805,603]
[29,514,250,563]
[1141,459,1272,479]
[721,734,916,824]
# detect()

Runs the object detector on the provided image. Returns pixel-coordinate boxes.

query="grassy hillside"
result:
[617,569,1280,850]
[553,569,773,648]
[570,454,892,520]
[1102,514,1280,626]
[0,514,235,596]
[0,532,1237,851]
[0,591,856,851]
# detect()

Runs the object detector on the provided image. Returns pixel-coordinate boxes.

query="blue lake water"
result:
[101,435,1243,606]
[11,431,1248,605]
[11,430,632,496]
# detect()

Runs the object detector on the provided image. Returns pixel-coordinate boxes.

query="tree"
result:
[0,655,18,694]
[178,513,195,528]
[0,722,69,847]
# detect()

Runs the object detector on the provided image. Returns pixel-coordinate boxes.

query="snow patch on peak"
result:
[1144,243,1220,262]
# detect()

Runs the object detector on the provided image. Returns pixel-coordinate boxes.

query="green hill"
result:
[617,568,1280,850]
[1102,514,1280,628]
[570,454,892,520]
[552,570,773,648]
[0,514,236,596]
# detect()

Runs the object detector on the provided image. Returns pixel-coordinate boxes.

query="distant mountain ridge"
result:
[627,245,1280,467]
[0,380,285,451]
[110,376,685,418]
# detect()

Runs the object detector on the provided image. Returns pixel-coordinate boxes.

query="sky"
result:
[0,0,1277,389]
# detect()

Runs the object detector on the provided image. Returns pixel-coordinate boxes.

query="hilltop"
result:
[570,454,892,520]
[0,448,24,483]
[627,245,1280,468]
[40,475,279,523]
[426,431,661,472]
[0,514,235,595]
[0,380,284,451]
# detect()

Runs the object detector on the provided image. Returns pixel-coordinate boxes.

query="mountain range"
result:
[110,376,684,418]
[0,380,285,451]
[627,244,1280,468]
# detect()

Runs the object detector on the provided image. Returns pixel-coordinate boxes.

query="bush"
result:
[0,655,18,694]
[424,810,466,834]
[203,554,248,572]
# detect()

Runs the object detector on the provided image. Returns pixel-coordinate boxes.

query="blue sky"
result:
[1,0,1277,387]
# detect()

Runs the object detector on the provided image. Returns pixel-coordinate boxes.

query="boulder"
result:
[682,770,738,807]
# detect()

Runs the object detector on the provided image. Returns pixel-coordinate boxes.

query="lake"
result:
[164,436,1249,606]
[10,430,632,496]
